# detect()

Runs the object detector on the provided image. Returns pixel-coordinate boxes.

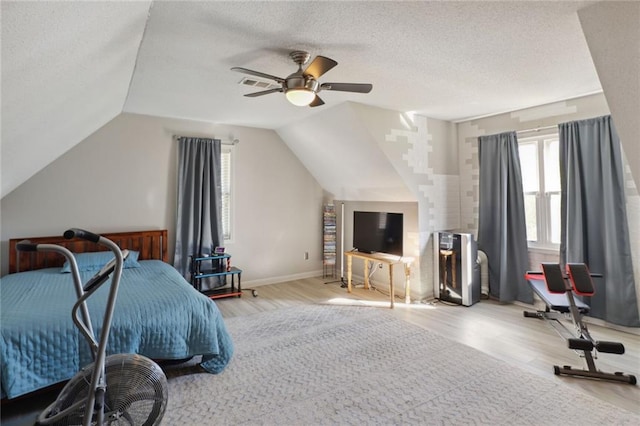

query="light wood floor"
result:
[218,276,640,415]
[2,276,639,425]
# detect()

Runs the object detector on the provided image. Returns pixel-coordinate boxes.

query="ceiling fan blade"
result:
[320,82,373,93]
[231,67,285,83]
[304,56,338,79]
[244,88,283,97]
[309,95,325,107]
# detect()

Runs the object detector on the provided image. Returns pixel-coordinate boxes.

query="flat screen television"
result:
[353,211,403,256]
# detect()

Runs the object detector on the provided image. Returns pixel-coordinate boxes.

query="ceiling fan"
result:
[231,51,373,107]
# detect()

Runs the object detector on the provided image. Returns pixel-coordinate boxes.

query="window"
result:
[518,134,561,249]
[221,145,233,241]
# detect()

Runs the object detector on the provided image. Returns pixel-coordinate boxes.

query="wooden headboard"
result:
[9,229,168,273]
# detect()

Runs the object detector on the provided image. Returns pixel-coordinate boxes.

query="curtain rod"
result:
[516,124,557,134]
[174,135,239,145]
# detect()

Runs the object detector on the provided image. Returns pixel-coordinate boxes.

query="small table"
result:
[190,253,244,299]
[344,251,414,308]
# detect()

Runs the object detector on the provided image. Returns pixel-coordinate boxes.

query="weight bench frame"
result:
[524,263,636,385]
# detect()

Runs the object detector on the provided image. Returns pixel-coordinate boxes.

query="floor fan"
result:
[46,353,167,425]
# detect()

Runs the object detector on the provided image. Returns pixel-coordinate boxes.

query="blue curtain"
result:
[559,115,639,327]
[477,131,532,303]
[174,137,223,283]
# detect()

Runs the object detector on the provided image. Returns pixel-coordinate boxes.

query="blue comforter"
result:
[0,260,234,399]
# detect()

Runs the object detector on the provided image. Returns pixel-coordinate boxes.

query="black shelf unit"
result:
[190,253,251,299]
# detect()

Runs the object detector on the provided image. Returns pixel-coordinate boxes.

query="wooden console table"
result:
[344,251,414,308]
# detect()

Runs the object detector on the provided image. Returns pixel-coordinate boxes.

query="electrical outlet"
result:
[304,251,309,260]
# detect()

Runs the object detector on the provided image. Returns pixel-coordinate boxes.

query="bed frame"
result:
[9,229,168,273]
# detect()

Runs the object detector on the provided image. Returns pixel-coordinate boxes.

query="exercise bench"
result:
[524,262,636,385]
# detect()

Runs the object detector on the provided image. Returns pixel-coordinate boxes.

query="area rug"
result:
[162,305,639,425]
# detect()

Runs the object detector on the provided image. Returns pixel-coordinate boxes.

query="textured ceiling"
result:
[2,0,602,198]
[126,0,600,127]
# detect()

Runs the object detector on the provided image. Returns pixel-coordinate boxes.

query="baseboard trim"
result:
[243,270,324,287]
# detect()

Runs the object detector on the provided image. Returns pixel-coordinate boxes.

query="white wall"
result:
[277,102,415,202]
[1,113,325,284]
[578,1,640,188]
[350,106,459,300]
[303,103,459,300]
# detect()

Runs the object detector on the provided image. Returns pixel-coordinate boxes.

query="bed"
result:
[1,229,234,399]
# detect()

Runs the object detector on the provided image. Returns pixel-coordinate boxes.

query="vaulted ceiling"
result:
[2,1,627,199]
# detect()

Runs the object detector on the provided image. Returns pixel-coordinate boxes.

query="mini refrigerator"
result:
[433,232,480,306]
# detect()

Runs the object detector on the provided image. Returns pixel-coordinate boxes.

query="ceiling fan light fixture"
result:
[286,88,316,106]
[232,50,372,107]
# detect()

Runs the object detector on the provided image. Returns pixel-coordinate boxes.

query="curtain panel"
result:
[174,137,224,281]
[477,131,532,303]
[559,115,639,327]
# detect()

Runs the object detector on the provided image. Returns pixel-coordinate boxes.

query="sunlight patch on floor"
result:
[326,297,437,310]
